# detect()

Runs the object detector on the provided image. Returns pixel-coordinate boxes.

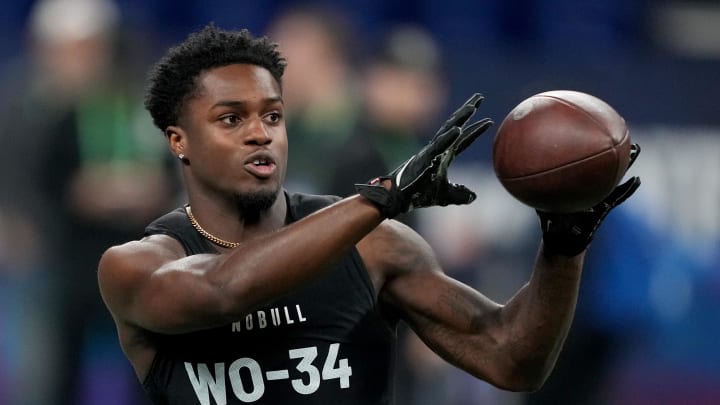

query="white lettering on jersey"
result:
[185,343,352,403]
[184,362,227,405]
[231,304,307,333]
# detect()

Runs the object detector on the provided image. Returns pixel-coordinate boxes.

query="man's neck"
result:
[187,190,288,244]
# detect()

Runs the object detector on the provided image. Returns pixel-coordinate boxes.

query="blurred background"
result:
[0,0,718,404]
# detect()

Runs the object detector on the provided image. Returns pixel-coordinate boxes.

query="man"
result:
[98,24,640,404]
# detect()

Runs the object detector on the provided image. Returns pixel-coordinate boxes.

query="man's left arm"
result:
[363,153,640,392]
[362,219,583,392]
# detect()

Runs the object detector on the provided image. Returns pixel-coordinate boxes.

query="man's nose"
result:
[244,117,271,145]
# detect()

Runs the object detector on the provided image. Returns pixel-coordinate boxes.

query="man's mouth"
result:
[245,154,277,177]
[252,158,267,165]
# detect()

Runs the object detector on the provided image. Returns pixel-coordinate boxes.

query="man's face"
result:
[179,64,288,210]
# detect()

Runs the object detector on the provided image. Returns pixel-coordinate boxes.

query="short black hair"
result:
[144,23,287,132]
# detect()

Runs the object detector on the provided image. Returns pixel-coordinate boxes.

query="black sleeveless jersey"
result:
[141,191,397,405]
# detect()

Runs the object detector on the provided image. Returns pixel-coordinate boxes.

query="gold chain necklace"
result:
[185,206,240,249]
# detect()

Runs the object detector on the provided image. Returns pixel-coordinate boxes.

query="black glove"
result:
[356,93,493,218]
[537,143,642,257]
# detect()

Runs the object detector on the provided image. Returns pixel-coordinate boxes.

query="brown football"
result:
[492,90,631,212]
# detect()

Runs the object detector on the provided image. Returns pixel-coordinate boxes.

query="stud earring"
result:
[178,153,190,165]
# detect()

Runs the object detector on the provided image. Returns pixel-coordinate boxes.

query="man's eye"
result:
[221,115,239,125]
[266,112,282,123]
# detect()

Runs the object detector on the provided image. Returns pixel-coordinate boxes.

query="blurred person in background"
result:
[0,0,176,403]
[265,4,362,194]
[328,24,447,201]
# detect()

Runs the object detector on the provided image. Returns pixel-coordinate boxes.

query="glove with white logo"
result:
[356,93,493,218]
[537,144,642,257]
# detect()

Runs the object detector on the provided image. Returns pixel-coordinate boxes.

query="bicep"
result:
[98,237,232,334]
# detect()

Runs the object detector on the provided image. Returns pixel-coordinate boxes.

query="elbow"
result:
[503,376,548,393]
[490,331,564,392]
[500,361,555,393]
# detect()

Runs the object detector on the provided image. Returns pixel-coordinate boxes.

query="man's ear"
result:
[166,125,186,157]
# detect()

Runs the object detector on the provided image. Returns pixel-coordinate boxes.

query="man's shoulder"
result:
[359,218,437,277]
[99,235,183,282]
[370,219,428,249]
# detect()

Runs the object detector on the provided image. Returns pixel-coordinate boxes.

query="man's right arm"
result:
[98,194,384,336]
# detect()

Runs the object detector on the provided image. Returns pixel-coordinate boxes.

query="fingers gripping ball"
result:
[492,90,631,212]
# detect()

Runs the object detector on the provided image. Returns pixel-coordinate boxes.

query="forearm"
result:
[500,243,585,386]
[212,195,383,313]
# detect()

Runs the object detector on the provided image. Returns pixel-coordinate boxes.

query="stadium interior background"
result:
[1,0,718,404]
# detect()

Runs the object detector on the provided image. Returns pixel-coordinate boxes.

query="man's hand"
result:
[356,93,493,218]
[537,143,642,257]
